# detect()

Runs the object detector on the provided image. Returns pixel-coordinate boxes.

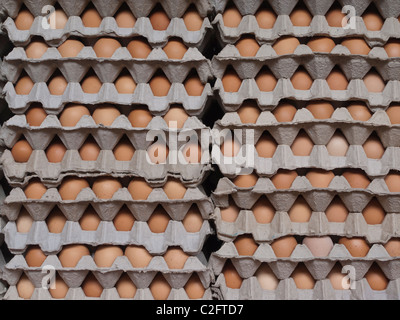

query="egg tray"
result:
[212,275,400,300]
[212,44,400,82]
[2,219,213,255]
[2,46,214,85]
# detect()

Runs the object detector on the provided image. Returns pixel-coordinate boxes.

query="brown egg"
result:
[115,8,136,28]
[93,38,121,58]
[291,263,315,289]
[148,206,170,233]
[49,274,69,299]
[58,244,90,267]
[116,273,137,299]
[223,260,243,289]
[307,37,336,53]
[288,196,312,222]
[124,245,152,268]
[182,141,202,164]
[347,103,372,121]
[149,273,171,300]
[325,5,346,27]
[255,263,279,290]
[384,172,400,192]
[386,104,400,124]
[58,177,90,200]
[273,103,297,122]
[92,105,121,125]
[164,247,189,269]
[325,196,349,222]
[338,237,370,257]
[93,245,123,267]
[362,9,384,31]
[46,207,67,233]
[342,169,371,189]
[127,38,152,59]
[79,137,101,161]
[222,4,242,28]
[57,39,84,58]
[147,139,169,164]
[184,73,205,96]
[163,179,187,199]
[235,36,260,57]
[112,207,135,232]
[220,134,241,157]
[128,178,153,200]
[303,236,334,257]
[113,137,135,161]
[128,107,153,128]
[271,169,298,189]
[384,40,400,57]
[182,205,203,232]
[183,6,203,31]
[326,68,349,90]
[163,105,189,128]
[306,169,335,188]
[365,263,388,290]
[237,100,261,124]
[82,273,103,297]
[220,198,240,222]
[306,101,335,119]
[252,196,275,224]
[149,6,169,30]
[255,5,277,29]
[185,273,205,299]
[273,36,300,55]
[222,67,242,92]
[271,235,298,257]
[48,74,68,95]
[149,71,171,96]
[59,104,90,127]
[384,238,400,257]
[92,177,122,199]
[290,3,313,26]
[24,179,47,199]
[16,208,33,233]
[81,74,102,93]
[234,234,258,256]
[14,8,34,30]
[363,133,385,159]
[115,73,136,94]
[17,274,35,299]
[46,139,67,163]
[255,132,277,158]
[48,9,68,29]
[11,139,33,163]
[25,246,47,267]
[163,39,188,60]
[232,173,258,188]
[291,131,314,156]
[81,6,102,28]
[362,198,385,225]
[291,68,313,90]
[327,131,349,156]
[342,38,371,55]
[328,263,348,290]
[25,40,48,59]
[79,206,101,231]
[15,75,34,95]
[364,70,386,92]
[25,105,47,126]
[255,67,277,92]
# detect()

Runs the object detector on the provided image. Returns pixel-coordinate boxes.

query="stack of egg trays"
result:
[0,0,216,300]
[209,1,400,300]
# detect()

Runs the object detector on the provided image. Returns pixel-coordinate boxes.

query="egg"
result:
[79,137,101,161]
[271,169,298,189]
[220,198,240,222]
[255,5,277,29]
[182,205,203,232]
[232,173,258,188]
[222,4,242,28]
[255,67,277,91]
[384,238,400,257]
[347,103,372,121]
[15,75,34,95]
[81,6,102,27]
[48,274,69,299]
[288,197,312,222]
[128,106,153,128]
[291,263,315,289]
[11,139,33,163]
[115,73,136,94]
[25,246,47,267]
[290,3,313,26]
[149,6,170,30]
[291,131,314,156]
[255,263,279,290]
[341,38,371,55]
[59,104,90,127]
[307,37,336,53]
[24,179,47,199]
[25,40,48,59]
[92,104,120,125]
[222,67,242,92]
[48,74,68,95]
[365,263,389,290]
[255,132,277,158]
[220,134,241,157]
[362,198,385,225]
[25,104,47,126]
[182,141,202,164]
[46,139,67,163]
[363,133,385,159]
[163,39,188,60]
[79,206,101,231]
[113,137,135,161]
[147,139,169,164]
[364,70,386,92]
[325,196,349,222]
[148,206,170,233]
[235,36,260,57]
[237,100,261,123]
[326,68,349,90]
[14,8,34,30]
[163,179,187,199]
[386,104,400,124]
[164,247,189,269]
[46,207,67,233]
[81,73,102,93]
[270,235,298,257]
[163,105,189,128]
[326,131,349,156]
[184,73,205,96]
[384,172,400,192]
[222,260,243,289]
[58,244,90,267]
[291,68,313,90]
[128,178,153,200]
[184,273,205,299]
[252,196,275,224]
[16,208,33,233]
[362,9,384,31]
[124,245,152,268]
[48,8,68,29]
[149,273,171,300]
[112,207,135,232]
[58,177,90,200]
[342,169,371,189]
[93,38,121,58]
[82,273,103,297]
[273,103,297,122]
[127,38,152,59]
[183,6,203,31]
[234,234,258,256]
[325,4,346,27]
[17,274,35,299]
[303,236,334,257]
[114,8,136,28]
[92,177,122,199]
[93,245,123,267]
[384,40,400,57]
[328,263,348,290]
[116,273,137,298]
[338,237,370,257]
[272,36,300,55]
[306,169,335,188]
[149,71,171,96]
